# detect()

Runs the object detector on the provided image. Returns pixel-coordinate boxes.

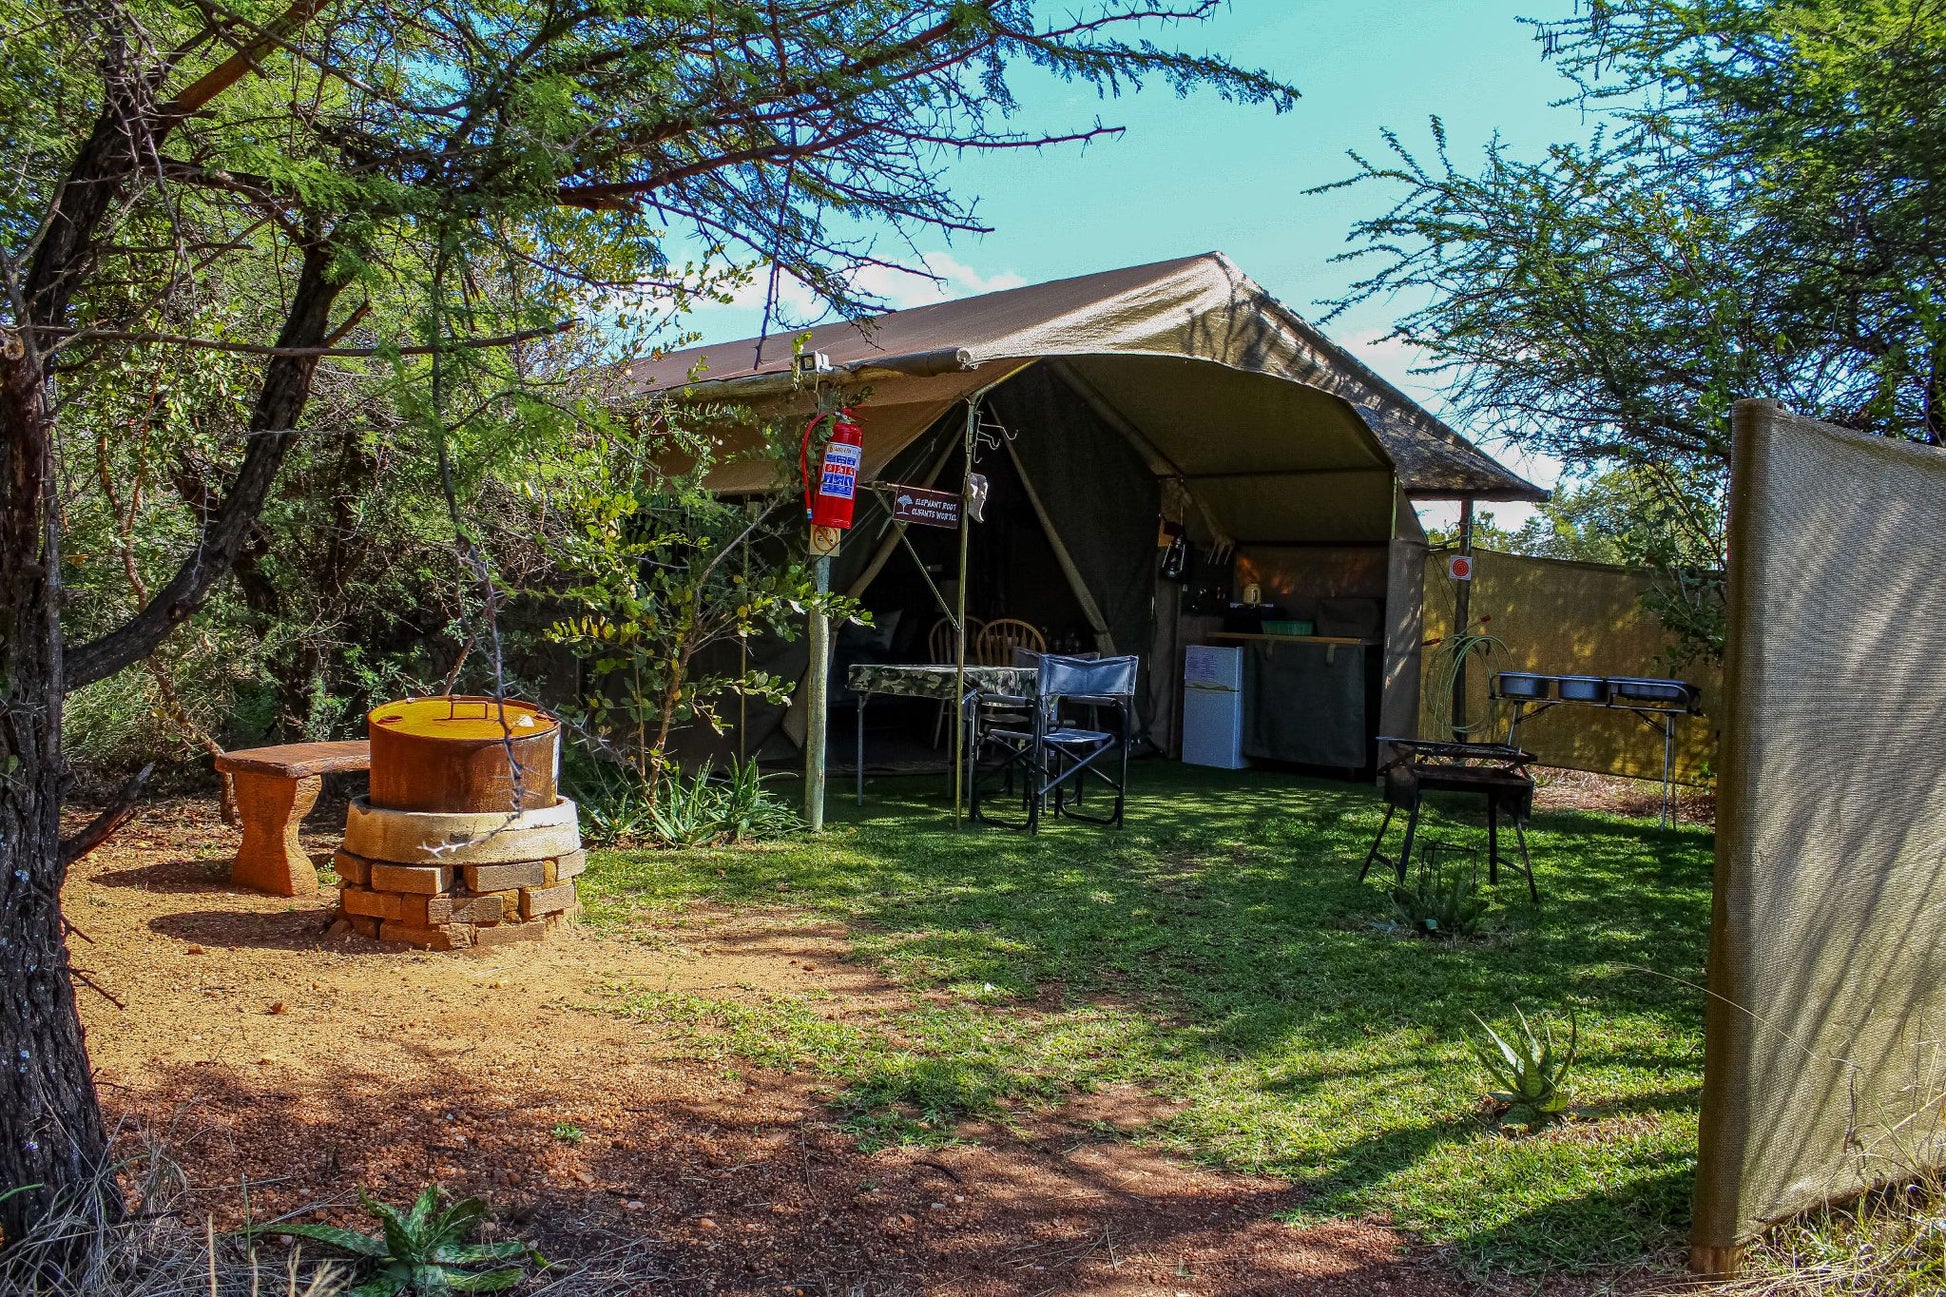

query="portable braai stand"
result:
[1361,738,1539,903]
[1492,674,1697,826]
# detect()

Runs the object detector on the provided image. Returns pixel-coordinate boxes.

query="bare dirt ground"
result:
[66,795,1666,1296]
[1531,768,1714,828]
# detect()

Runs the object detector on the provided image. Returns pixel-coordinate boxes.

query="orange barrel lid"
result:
[367,695,558,743]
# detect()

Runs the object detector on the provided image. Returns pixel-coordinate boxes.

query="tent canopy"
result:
[626,252,1544,543]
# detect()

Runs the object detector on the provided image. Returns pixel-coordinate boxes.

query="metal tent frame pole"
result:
[952,397,976,829]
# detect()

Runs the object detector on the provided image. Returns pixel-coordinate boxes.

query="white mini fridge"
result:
[1181,645,1246,769]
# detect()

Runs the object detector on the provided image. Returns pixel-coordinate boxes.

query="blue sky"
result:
[678,0,1592,527]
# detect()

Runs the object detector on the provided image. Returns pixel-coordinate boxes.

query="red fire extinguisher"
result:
[800,408,863,531]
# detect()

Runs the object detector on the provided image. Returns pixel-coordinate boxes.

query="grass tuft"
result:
[1723,1173,1946,1296]
[0,1140,347,1297]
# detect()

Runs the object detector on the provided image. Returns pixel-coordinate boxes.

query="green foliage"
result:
[1327,0,1946,663]
[1388,849,1490,939]
[1471,1007,1578,1133]
[250,1187,534,1296]
[15,1,1297,777]
[526,411,849,789]
[645,766,730,849]
[574,757,798,848]
[548,1123,583,1146]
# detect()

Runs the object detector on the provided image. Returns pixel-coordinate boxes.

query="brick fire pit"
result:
[332,696,581,950]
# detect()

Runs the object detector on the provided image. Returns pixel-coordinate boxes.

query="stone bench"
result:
[212,741,371,896]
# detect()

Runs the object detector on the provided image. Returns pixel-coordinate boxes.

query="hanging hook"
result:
[970,409,1015,462]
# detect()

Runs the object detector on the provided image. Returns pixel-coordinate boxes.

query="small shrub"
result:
[550,1122,584,1145]
[1388,848,1490,938]
[646,765,726,848]
[1472,1007,1577,1132]
[577,755,798,848]
[716,757,798,843]
[250,1187,535,1296]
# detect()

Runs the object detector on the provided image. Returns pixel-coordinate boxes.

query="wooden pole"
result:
[804,553,831,830]
[739,499,757,762]
[952,396,977,828]
[1450,496,1475,741]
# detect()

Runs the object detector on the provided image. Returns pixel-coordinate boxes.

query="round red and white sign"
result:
[1448,554,1474,581]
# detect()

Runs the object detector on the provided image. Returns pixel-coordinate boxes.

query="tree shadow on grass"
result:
[596,762,1713,1273]
[1446,1164,1695,1279]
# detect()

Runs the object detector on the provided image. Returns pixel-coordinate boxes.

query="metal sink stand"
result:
[1498,693,1691,827]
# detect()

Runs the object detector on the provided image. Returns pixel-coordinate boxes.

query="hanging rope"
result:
[751,5,800,372]
[428,228,525,812]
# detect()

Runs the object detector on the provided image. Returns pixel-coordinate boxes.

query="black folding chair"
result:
[969,654,1138,832]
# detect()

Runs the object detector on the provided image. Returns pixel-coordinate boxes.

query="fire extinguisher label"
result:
[818,440,861,499]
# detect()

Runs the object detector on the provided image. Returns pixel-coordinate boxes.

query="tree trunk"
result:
[0,226,340,1246]
[0,332,113,1251]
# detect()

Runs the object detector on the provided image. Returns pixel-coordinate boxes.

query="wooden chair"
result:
[928,616,984,747]
[975,618,1045,667]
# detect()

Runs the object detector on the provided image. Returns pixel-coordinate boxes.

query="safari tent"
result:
[627,252,1543,768]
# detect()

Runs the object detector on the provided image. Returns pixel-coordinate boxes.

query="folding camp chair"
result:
[969,654,1138,832]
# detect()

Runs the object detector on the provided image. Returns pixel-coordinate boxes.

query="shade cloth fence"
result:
[1418,547,1721,784]
[1691,400,1946,1270]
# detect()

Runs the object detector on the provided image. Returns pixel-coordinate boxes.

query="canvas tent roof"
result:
[625,252,1543,536]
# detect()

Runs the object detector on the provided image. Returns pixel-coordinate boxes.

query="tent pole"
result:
[953,396,977,829]
[999,430,1113,651]
[1451,496,1475,741]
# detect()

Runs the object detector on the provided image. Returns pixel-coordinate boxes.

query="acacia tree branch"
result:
[163,0,334,118]
[65,238,348,691]
[58,763,153,867]
[41,317,576,359]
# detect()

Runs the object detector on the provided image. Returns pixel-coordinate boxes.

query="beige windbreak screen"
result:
[1692,401,1946,1269]
[1417,548,1722,782]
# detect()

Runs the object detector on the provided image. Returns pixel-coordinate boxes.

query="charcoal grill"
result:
[1360,738,1539,902]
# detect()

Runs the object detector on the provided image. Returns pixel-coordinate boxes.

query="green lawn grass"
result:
[580,761,1712,1278]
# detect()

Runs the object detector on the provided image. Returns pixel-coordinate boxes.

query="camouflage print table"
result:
[847,663,1037,805]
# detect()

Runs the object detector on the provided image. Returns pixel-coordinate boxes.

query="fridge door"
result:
[1181,646,1246,769]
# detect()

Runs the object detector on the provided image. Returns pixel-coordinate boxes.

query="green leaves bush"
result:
[577,757,798,848]
[1387,848,1490,939]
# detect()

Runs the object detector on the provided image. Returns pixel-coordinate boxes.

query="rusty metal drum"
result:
[367,695,560,813]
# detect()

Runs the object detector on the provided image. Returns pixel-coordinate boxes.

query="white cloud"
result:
[665,251,1027,338]
[849,253,1028,309]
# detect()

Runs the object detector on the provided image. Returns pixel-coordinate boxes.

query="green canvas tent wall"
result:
[627,252,1543,761]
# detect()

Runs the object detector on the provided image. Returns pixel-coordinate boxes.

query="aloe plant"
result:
[1388,850,1489,938]
[250,1187,535,1295]
[1471,1007,1578,1131]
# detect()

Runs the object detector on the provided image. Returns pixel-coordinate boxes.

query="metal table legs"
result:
[856,689,868,806]
[1505,699,1682,828]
